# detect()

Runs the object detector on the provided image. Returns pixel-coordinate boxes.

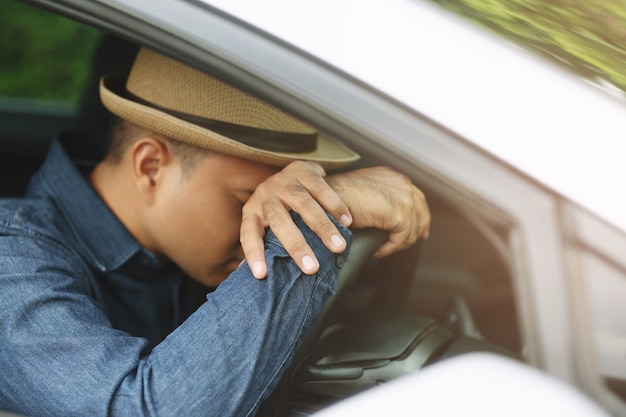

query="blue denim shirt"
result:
[0,131,352,417]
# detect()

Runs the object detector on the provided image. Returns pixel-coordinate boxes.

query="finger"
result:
[374,201,420,258]
[413,189,431,239]
[297,168,353,227]
[273,224,320,275]
[261,195,320,275]
[374,232,409,258]
[285,181,348,254]
[240,211,270,279]
[374,213,416,257]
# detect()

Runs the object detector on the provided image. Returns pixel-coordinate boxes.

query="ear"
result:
[130,136,173,204]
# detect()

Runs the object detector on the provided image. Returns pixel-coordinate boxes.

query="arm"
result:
[240,161,430,278]
[0,214,351,417]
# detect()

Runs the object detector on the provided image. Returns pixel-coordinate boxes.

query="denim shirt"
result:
[0,131,352,417]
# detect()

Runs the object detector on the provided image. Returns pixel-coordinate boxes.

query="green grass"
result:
[0,0,102,102]
[433,0,626,94]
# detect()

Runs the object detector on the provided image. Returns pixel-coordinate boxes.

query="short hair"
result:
[105,117,210,173]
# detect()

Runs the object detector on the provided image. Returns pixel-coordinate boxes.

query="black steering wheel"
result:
[257,228,388,417]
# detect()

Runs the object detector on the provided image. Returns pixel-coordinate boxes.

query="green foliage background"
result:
[433,0,626,95]
[0,0,101,102]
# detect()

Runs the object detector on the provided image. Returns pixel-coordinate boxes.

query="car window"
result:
[431,0,626,101]
[0,0,103,196]
[0,0,101,102]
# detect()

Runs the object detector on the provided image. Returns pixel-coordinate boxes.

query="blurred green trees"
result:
[434,0,626,95]
[0,0,101,102]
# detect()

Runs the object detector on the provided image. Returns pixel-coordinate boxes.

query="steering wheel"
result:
[256,228,388,417]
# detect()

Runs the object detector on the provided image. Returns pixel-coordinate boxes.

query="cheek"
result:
[180,196,243,259]
[158,208,241,285]
[157,174,247,277]
[206,195,242,237]
[189,207,244,285]
[207,212,242,256]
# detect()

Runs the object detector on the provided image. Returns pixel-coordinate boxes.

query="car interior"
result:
[1,3,525,416]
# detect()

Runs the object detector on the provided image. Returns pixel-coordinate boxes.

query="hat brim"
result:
[100,74,360,169]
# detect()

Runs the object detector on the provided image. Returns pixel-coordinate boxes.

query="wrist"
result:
[326,173,364,228]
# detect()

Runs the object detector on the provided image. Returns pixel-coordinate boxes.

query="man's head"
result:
[93,117,279,286]
[93,48,358,286]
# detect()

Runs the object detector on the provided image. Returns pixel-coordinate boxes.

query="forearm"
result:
[111,213,352,417]
[326,171,366,227]
[0,214,351,417]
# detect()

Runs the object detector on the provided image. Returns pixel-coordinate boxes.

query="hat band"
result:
[124,90,318,153]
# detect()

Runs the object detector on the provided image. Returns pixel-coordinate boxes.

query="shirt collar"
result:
[37,130,143,272]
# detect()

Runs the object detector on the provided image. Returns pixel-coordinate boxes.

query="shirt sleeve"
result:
[0,212,352,417]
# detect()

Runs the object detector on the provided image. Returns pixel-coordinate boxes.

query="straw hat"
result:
[99,48,359,169]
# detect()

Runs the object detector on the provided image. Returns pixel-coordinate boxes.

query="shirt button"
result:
[335,255,346,268]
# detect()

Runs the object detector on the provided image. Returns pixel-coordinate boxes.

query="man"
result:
[0,48,430,416]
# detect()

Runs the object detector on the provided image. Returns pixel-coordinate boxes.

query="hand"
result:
[240,161,353,279]
[326,166,430,257]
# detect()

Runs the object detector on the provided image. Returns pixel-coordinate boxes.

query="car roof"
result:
[204,0,626,233]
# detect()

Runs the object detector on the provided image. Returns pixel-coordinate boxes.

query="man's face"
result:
[149,151,278,286]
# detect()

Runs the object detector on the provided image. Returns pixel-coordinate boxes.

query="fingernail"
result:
[253,261,265,277]
[340,214,352,226]
[331,234,344,249]
[302,255,317,272]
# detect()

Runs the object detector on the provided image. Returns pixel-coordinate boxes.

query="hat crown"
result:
[126,48,314,134]
[99,48,359,168]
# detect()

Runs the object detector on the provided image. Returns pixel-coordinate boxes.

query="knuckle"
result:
[286,160,321,174]
[315,217,337,236]
[307,176,330,196]
[239,216,255,236]
[261,200,283,225]
[298,160,324,171]
[238,232,251,249]
[285,160,305,170]
[286,239,309,256]
[398,172,412,185]
[326,200,347,216]
[285,181,307,196]
[241,201,255,217]
[385,168,410,186]
[239,219,261,244]
[288,187,318,210]
[238,231,246,246]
